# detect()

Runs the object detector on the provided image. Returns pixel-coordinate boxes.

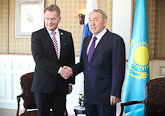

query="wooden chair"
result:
[16,72,68,116]
[119,77,165,116]
[16,72,38,116]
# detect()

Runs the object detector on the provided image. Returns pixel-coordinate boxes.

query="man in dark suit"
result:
[31,4,75,116]
[62,9,125,116]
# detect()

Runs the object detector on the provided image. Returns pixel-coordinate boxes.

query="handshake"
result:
[60,66,73,79]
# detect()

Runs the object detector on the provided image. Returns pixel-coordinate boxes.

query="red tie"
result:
[51,32,59,58]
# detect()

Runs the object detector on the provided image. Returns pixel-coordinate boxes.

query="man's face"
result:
[44,10,61,31]
[88,11,107,36]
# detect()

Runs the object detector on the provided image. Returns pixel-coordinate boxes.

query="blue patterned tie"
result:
[88,37,97,62]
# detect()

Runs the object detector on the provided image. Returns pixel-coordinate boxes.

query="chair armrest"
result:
[119,100,144,116]
[16,94,23,116]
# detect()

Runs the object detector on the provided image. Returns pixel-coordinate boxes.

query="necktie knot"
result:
[93,36,97,41]
[51,31,56,36]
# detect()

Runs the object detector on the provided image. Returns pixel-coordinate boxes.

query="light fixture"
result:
[79,10,85,25]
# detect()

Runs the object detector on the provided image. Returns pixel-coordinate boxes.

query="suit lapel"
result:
[83,36,92,64]
[42,28,59,60]
[59,29,66,60]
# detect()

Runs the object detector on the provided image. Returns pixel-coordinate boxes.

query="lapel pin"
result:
[61,32,63,35]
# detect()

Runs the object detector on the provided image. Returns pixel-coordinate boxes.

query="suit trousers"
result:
[34,87,66,116]
[85,103,116,116]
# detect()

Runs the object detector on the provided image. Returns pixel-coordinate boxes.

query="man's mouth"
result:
[90,27,96,30]
[48,24,54,27]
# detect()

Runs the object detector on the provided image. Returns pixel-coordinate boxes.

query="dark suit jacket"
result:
[31,28,75,94]
[72,29,125,105]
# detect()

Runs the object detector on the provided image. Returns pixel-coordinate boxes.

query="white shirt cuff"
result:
[58,67,62,74]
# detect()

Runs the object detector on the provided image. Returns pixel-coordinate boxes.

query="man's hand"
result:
[60,66,73,79]
[110,95,120,105]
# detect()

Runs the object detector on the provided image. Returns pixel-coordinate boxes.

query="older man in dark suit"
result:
[62,9,125,116]
[31,4,75,116]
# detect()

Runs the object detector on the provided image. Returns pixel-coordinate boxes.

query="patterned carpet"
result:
[0,108,74,116]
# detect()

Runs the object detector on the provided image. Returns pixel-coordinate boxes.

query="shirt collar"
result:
[47,28,59,35]
[92,28,107,39]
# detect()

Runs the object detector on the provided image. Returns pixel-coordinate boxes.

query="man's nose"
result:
[48,19,52,23]
[90,20,95,25]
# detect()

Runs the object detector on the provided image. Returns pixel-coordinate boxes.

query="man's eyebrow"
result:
[89,17,98,19]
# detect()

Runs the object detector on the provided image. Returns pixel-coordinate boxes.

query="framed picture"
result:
[160,66,165,76]
[15,0,44,38]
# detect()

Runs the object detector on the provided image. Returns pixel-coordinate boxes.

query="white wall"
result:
[112,0,133,59]
[0,54,35,109]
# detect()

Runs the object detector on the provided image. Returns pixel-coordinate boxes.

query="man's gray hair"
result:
[44,4,61,17]
[92,9,107,19]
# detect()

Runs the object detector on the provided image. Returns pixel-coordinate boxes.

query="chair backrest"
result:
[20,72,37,109]
[145,77,165,116]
